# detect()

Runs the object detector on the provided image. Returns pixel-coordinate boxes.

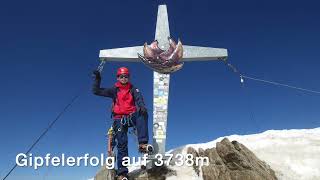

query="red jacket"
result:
[112,82,137,118]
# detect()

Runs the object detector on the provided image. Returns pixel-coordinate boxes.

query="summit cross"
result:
[99,5,228,155]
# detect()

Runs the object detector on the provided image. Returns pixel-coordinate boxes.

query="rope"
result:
[2,60,105,180]
[242,75,320,94]
[240,83,262,132]
[1,95,80,180]
[222,59,320,134]
[222,60,320,95]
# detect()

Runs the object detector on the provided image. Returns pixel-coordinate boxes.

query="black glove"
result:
[92,70,101,80]
[139,106,147,115]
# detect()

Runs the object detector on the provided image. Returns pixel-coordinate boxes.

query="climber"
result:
[92,67,150,180]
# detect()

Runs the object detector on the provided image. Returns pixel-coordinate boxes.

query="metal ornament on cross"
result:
[99,5,228,156]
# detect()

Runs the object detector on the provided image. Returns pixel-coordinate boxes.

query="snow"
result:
[166,165,202,180]
[90,127,320,180]
[180,127,320,180]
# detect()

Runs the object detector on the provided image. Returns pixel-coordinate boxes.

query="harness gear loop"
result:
[120,116,127,126]
[115,113,135,133]
[119,113,138,137]
[120,114,133,126]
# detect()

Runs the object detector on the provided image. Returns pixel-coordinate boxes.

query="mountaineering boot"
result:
[139,144,154,154]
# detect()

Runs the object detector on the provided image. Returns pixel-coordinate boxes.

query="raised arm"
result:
[92,71,116,98]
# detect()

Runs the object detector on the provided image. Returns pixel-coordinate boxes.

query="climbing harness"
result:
[119,114,138,136]
[120,114,133,127]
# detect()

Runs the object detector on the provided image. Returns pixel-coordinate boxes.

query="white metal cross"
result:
[99,5,228,155]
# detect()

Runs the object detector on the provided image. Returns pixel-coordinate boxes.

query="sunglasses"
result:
[118,75,129,79]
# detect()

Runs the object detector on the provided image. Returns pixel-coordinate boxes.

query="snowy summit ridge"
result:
[176,127,320,180]
[93,128,320,180]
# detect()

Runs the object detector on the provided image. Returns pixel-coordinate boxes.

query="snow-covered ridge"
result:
[178,128,320,180]
[93,128,320,180]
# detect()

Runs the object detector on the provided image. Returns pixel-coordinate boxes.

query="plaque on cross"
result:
[99,4,228,156]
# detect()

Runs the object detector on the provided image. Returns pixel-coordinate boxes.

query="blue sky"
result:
[1,0,320,179]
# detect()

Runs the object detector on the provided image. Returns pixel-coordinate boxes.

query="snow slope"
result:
[91,128,320,180]
[181,127,320,180]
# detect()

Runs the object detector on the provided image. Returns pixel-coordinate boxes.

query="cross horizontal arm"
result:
[182,45,228,61]
[99,45,228,62]
[99,46,143,62]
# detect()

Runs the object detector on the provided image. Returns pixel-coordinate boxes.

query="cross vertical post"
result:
[152,5,171,155]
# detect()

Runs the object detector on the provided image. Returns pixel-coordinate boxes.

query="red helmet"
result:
[117,67,130,76]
